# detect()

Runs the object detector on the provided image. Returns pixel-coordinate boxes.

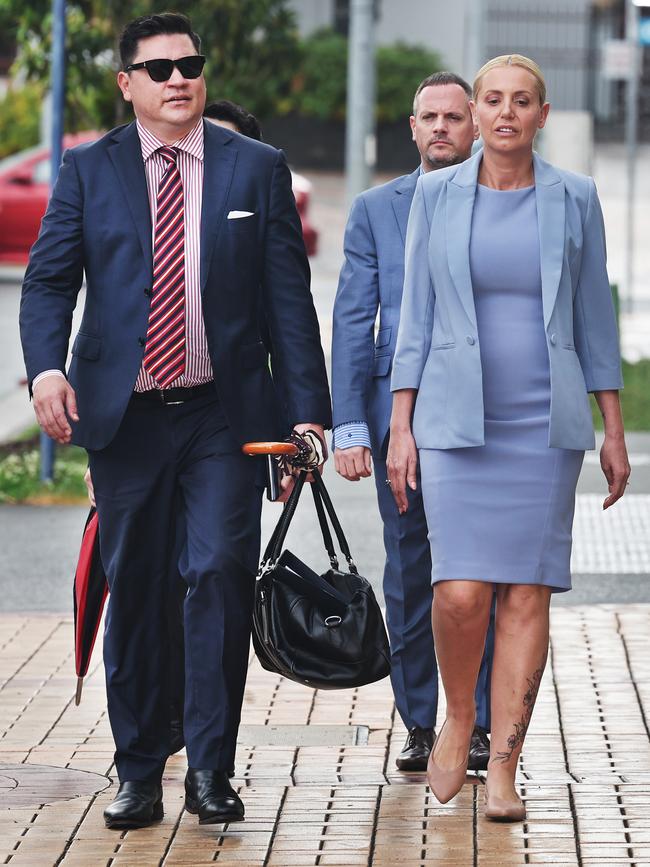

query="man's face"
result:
[409,84,478,172]
[117,33,206,140]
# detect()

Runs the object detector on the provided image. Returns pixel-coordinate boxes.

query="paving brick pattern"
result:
[0,606,649,865]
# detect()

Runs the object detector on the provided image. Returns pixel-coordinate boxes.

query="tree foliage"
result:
[290,29,442,123]
[0,0,302,131]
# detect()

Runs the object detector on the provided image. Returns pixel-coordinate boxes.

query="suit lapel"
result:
[445,152,482,329]
[391,168,419,244]
[107,123,152,269]
[200,121,237,293]
[533,153,565,329]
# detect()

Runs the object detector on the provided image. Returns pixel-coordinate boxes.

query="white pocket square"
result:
[227,210,255,219]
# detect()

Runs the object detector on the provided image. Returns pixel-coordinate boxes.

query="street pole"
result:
[345,0,377,205]
[625,0,640,315]
[40,0,66,483]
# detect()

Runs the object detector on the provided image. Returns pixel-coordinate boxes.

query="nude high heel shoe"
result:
[426,721,470,804]
[483,784,526,822]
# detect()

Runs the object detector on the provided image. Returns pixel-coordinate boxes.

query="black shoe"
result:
[468,725,490,772]
[185,769,244,824]
[170,715,185,755]
[395,726,435,772]
[104,781,163,829]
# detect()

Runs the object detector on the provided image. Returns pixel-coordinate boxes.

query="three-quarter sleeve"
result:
[573,179,623,392]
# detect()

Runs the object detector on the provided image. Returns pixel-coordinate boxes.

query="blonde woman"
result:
[387,55,630,821]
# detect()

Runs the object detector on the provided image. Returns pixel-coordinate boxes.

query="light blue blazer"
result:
[391,149,623,451]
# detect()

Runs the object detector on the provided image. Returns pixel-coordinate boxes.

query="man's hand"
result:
[278,423,327,502]
[83,467,96,507]
[32,376,79,444]
[334,446,372,481]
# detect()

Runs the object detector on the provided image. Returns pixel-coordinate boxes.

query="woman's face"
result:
[472,65,549,156]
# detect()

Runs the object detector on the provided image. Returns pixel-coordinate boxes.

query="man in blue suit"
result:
[20,13,330,830]
[332,72,493,771]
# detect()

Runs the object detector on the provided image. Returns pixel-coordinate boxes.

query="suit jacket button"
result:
[138,337,146,347]
[550,333,557,345]
[466,335,475,345]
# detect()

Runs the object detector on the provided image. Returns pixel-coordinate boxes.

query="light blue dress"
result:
[419,185,584,593]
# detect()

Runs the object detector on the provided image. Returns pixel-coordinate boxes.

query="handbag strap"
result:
[310,480,339,570]
[261,470,307,569]
[311,472,359,574]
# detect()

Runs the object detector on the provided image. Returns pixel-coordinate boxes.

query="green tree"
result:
[0,0,301,139]
[290,28,441,123]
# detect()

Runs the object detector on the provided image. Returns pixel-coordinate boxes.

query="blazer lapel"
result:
[391,168,419,244]
[200,120,237,293]
[107,123,152,269]
[533,153,565,329]
[445,152,482,329]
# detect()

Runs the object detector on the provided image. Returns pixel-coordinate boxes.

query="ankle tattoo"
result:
[493,668,543,764]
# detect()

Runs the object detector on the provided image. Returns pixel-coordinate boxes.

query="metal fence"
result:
[485,0,650,141]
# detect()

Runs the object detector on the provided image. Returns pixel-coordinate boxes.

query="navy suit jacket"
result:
[332,168,419,454]
[20,120,331,450]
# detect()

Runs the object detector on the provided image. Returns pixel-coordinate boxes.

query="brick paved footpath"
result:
[1,605,649,866]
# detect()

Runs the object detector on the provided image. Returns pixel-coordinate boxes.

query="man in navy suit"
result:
[332,72,493,772]
[20,13,330,829]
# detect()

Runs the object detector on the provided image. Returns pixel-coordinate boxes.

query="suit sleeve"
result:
[19,147,85,387]
[573,179,623,392]
[390,177,434,392]
[331,194,379,429]
[262,149,332,429]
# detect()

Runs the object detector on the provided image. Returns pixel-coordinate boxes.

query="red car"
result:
[0,132,318,262]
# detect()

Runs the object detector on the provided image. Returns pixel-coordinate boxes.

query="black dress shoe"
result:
[468,725,490,772]
[395,726,435,771]
[104,781,163,829]
[185,769,244,824]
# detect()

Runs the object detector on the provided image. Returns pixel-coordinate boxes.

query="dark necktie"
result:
[142,146,186,388]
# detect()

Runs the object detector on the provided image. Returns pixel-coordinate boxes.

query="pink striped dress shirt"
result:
[134,119,213,391]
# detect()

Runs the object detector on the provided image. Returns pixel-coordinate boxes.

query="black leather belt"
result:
[132,382,215,405]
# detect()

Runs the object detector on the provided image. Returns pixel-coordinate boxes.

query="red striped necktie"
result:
[143,146,186,388]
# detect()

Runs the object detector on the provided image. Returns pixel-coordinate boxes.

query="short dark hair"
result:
[119,13,201,69]
[413,71,472,114]
[203,100,263,141]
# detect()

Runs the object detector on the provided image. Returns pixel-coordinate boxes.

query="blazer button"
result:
[138,337,146,347]
[550,333,557,345]
[466,335,475,345]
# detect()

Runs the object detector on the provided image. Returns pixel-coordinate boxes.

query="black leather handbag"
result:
[252,470,391,690]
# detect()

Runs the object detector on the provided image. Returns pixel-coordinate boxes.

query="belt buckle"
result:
[158,389,184,406]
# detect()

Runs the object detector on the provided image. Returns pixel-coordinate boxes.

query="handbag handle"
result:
[261,470,358,574]
[310,480,339,570]
[310,472,358,574]
[260,470,307,570]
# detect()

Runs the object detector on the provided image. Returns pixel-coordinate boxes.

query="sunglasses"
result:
[124,55,206,82]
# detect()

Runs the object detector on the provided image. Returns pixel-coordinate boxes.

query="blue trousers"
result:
[89,392,263,782]
[373,457,494,731]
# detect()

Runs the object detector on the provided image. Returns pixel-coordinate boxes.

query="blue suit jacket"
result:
[332,168,419,454]
[20,120,331,450]
[391,150,623,451]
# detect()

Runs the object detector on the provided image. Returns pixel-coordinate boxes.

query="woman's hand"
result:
[600,434,630,510]
[593,390,630,510]
[386,428,418,514]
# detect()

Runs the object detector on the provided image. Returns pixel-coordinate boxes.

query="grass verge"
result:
[0,426,87,504]
[592,359,650,431]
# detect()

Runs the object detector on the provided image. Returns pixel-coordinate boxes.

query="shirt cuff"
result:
[332,421,371,450]
[32,370,66,389]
